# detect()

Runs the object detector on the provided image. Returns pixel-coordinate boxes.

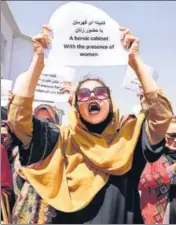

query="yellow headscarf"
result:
[20,91,145,212]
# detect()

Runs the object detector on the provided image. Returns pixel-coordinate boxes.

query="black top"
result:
[18,118,166,224]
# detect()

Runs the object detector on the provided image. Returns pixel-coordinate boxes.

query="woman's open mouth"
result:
[88,102,101,114]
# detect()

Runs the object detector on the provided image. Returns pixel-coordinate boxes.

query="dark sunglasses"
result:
[166,133,176,138]
[76,86,110,102]
[166,133,176,143]
[167,133,176,138]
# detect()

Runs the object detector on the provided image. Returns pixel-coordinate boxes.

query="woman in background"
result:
[33,104,60,124]
[138,90,176,224]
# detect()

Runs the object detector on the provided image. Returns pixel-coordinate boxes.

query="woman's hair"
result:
[75,75,107,92]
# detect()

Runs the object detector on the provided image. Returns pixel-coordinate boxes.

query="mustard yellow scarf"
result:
[20,100,145,212]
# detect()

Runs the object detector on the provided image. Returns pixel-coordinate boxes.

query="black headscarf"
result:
[80,111,113,134]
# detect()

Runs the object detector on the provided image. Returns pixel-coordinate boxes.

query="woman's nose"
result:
[90,92,96,100]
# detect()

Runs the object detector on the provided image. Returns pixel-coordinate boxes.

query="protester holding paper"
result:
[137,90,176,224]
[139,119,176,224]
[8,24,173,224]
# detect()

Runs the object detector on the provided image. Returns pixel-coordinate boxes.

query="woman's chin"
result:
[86,114,105,124]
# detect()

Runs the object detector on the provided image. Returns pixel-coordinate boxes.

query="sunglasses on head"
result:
[76,86,110,102]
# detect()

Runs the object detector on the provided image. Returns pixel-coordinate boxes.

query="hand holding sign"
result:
[120,27,139,67]
[32,25,52,56]
[60,81,74,105]
[60,81,73,94]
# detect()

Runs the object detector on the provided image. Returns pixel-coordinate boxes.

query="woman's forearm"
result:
[16,54,44,98]
[121,28,173,144]
[130,56,173,144]
[129,56,158,94]
[16,25,51,97]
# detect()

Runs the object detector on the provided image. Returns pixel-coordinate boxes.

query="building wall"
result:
[1,10,13,79]
[1,6,33,84]
[1,3,64,124]
[10,37,33,85]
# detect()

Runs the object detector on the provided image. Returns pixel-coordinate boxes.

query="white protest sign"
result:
[13,65,75,103]
[48,2,128,66]
[1,79,12,99]
[1,79,12,106]
[122,65,159,92]
[35,64,75,102]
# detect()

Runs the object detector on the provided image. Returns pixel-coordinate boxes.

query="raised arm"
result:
[8,25,52,148]
[14,25,51,97]
[121,27,173,144]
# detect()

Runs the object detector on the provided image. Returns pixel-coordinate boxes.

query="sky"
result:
[7,1,176,124]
